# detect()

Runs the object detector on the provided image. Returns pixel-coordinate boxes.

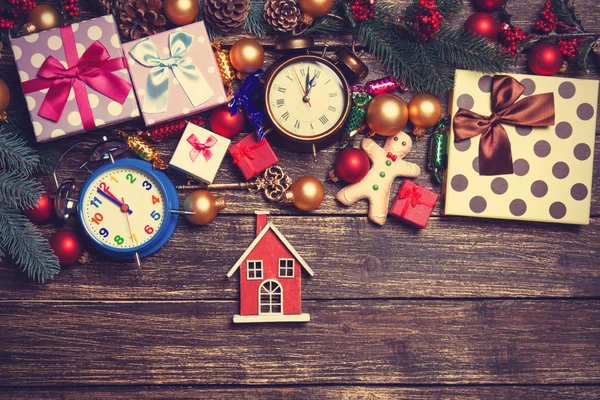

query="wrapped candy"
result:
[427,118,449,184]
[140,115,204,142]
[339,90,372,149]
[212,41,236,93]
[229,70,265,139]
[114,130,168,170]
[352,77,407,97]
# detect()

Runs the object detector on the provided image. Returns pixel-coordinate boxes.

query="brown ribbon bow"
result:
[453,75,555,175]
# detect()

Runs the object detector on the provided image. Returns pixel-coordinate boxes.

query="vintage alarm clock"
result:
[54,139,187,270]
[262,36,368,157]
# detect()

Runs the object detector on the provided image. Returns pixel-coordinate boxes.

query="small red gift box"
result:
[228,134,279,180]
[389,180,439,229]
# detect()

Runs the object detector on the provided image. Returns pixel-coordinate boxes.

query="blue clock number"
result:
[150,210,161,220]
[114,235,124,245]
[90,196,103,208]
[142,180,153,190]
[99,228,109,238]
[126,173,136,184]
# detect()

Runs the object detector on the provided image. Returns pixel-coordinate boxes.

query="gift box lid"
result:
[122,21,228,127]
[444,70,598,225]
[10,15,138,142]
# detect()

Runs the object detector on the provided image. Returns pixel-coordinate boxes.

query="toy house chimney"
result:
[255,211,269,236]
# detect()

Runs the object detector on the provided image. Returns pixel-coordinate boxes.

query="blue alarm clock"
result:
[77,158,179,264]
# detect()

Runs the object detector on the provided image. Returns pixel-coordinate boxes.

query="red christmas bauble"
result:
[334,148,370,183]
[475,0,507,11]
[23,192,54,223]
[209,106,245,139]
[50,230,83,266]
[528,42,564,76]
[464,12,499,40]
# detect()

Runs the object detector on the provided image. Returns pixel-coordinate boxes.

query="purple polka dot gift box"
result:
[121,21,228,127]
[10,15,139,143]
[445,70,598,225]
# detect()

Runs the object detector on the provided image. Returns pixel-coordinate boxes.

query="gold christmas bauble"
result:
[408,94,442,131]
[183,190,226,225]
[164,0,200,26]
[0,79,10,114]
[288,176,325,211]
[366,94,408,137]
[230,38,265,73]
[26,4,63,33]
[298,0,334,17]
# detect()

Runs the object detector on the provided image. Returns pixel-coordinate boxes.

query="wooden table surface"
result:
[1,0,600,399]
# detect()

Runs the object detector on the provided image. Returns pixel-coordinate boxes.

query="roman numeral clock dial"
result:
[265,55,351,150]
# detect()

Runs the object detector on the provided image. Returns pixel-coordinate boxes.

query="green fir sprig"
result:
[0,71,60,282]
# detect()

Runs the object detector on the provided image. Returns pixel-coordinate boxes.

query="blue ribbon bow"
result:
[229,70,265,139]
[129,31,214,114]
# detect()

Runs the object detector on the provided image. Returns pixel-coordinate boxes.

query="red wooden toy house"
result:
[227,211,314,323]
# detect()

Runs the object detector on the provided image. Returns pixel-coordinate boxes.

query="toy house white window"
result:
[247,260,263,280]
[278,259,294,278]
[259,280,282,314]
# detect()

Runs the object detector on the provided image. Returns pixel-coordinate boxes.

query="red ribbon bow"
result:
[230,140,266,176]
[453,75,555,175]
[187,133,217,162]
[387,152,397,162]
[398,183,435,217]
[21,25,132,131]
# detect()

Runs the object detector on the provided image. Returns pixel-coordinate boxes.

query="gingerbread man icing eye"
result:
[394,137,399,141]
[402,141,407,146]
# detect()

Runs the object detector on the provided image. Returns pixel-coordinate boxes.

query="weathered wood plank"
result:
[2,385,600,400]
[0,216,598,299]
[0,300,598,386]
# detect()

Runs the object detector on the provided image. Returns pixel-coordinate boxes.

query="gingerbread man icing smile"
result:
[336,131,421,225]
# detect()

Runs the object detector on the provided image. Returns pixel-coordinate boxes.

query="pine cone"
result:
[119,0,166,41]
[93,0,128,15]
[264,0,300,32]
[203,0,250,33]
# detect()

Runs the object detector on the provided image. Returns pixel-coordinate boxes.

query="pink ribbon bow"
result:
[398,183,435,217]
[187,133,217,162]
[21,25,132,131]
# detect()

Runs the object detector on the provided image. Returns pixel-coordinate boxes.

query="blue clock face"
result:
[78,159,179,259]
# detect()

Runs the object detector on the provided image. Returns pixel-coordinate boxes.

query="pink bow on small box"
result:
[187,133,217,162]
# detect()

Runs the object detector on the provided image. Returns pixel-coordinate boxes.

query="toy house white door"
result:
[259,280,283,315]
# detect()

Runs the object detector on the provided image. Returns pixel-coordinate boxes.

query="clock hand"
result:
[97,188,133,214]
[292,66,311,107]
[306,73,318,97]
[122,197,142,275]
[305,67,310,96]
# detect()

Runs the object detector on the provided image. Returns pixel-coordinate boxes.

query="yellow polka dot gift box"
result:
[10,15,139,143]
[445,70,598,225]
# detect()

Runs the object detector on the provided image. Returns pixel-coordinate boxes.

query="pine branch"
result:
[431,26,510,73]
[305,14,346,34]
[436,0,464,17]
[0,170,44,209]
[358,20,423,91]
[0,205,60,283]
[0,127,42,175]
[244,0,269,37]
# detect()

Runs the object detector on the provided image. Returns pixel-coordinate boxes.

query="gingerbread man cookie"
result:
[336,131,421,225]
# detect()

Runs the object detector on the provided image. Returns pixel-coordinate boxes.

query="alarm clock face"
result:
[265,55,350,143]
[80,166,167,250]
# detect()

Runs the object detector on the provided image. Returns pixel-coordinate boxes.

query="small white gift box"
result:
[169,123,230,184]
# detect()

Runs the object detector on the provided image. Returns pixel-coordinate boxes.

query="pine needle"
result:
[0,171,45,209]
[0,206,60,283]
[244,0,269,37]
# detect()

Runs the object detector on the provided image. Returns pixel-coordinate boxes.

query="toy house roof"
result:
[226,222,315,278]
